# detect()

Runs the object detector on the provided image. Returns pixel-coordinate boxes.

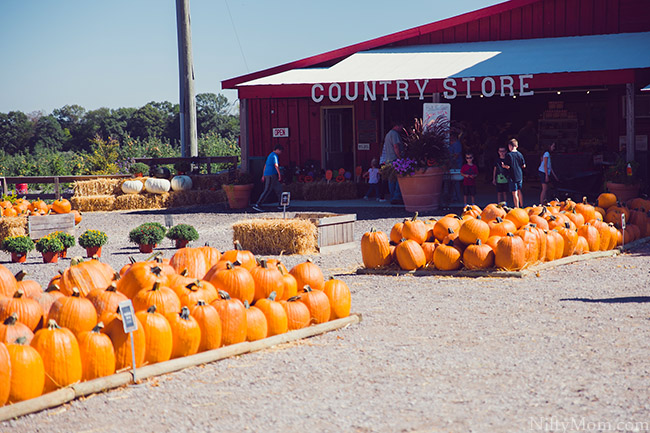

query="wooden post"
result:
[54,177,60,200]
[176,0,198,157]
[240,99,249,172]
[626,82,635,163]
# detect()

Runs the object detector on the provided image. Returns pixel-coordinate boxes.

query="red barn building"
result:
[223,0,650,191]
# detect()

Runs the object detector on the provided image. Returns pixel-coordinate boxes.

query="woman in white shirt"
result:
[538,142,559,204]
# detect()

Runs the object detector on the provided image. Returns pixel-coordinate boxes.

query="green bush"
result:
[78,230,108,248]
[129,223,167,245]
[35,235,65,253]
[165,224,199,241]
[1,236,35,254]
[53,231,76,249]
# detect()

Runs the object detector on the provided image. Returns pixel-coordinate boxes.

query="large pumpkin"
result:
[171,175,193,191]
[244,301,268,341]
[59,257,116,297]
[144,177,171,194]
[401,213,428,244]
[250,259,284,302]
[0,290,43,332]
[206,261,255,304]
[7,337,45,403]
[166,306,201,359]
[323,277,351,319]
[77,323,116,380]
[103,312,146,369]
[254,292,288,336]
[47,287,98,337]
[0,313,34,345]
[31,319,83,393]
[360,228,392,269]
[462,240,495,270]
[280,297,310,331]
[432,241,462,271]
[135,305,173,364]
[121,179,144,194]
[51,198,72,214]
[298,286,330,324]
[458,216,490,245]
[494,233,527,270]
[132,281,181,316]
[170,247,208,279]
[395,239,426,271]
[190,300,222,352]
[0,342,10,406]
[290,259,325,292]
[0,264,19,298]
[211,291,247,346]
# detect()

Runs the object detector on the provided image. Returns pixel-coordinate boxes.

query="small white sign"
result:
[118,300,138,333]
[272,127,289,138]
[621,213,626,230]
[280,192,291,206]
[357,143,370,150]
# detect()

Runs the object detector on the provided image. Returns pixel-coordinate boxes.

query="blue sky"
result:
[0,0,502,114]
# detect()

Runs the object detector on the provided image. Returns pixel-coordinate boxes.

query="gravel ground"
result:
[2,204,649,433]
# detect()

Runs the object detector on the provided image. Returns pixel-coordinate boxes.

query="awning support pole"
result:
[625,83,635,162]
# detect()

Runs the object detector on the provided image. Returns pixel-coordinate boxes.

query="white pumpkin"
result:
[171,175,193,191]
[145,177,171,194]
[121,179,144,194]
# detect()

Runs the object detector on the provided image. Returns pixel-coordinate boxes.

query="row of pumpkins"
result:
[361,193,649,272]
[1,197,82,224]
[0,242,351,405]
[121,176,193,195]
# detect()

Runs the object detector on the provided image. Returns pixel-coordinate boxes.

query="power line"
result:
[224,0,249,72]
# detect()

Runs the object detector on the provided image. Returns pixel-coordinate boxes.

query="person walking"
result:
[501,138,526,208]
[538,142,559,204]
[380,120,404,204]
[492,145,509,204]
[252,144,284,212]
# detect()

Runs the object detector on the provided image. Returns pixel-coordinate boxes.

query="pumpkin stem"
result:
[179,306,190,320]
[92,322,104,333]
[112,272,121,281]
[13,289,24,298]
[46,284,61,293]
[72,287,81,297]
[225,261,234,270]
[447,227,455,234]
[302,285,313,293]
[14,336,28,345]
[4,313,18,326]
[287,295,302,302]
[244,300,250,309]
[14,270,27,282]
[179,269,189,277]
[186,281,201,291]
[196,300,207,306]
[233,260,242,267]
[411,212,419,221]
[152,281,161,291]
[233,240,243,251]
[147,305,157,314]
[47,319,61,330]
[260,259,268,269]
[129,256,136,264]
[476,239,482,245]
[268,291,277,301]
[218,290,231,300]
[107,282,118,292]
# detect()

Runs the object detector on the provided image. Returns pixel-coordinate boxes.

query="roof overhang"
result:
[233,32,650,99]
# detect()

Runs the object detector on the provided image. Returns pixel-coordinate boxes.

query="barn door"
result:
[323,107,354,172]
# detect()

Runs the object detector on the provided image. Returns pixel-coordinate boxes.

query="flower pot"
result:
[11,252,27,263]
[175,239,189,249]
[138,243,156,253]
[606,182,640,204]
[222,184,254,209]
[397,166,445,212]
[42,252,59,264]
[85,246,102,258]
[60,248,68,259]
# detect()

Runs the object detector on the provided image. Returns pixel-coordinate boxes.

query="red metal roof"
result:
[221,0,538,89]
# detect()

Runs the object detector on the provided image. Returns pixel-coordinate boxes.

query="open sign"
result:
[272,128,289,138]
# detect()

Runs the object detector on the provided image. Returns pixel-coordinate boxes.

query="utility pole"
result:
[176,0,198,157]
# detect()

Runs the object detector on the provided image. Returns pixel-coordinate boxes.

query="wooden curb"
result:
[356,237,650,278]
[0,314,362,422]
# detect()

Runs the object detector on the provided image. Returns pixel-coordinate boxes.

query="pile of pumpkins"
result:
[361,193,649,272]
[121,175,193,195]
[0,197,82,224]
[0,241,351,405]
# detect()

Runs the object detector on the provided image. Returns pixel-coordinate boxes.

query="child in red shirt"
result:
[461,152,479,206]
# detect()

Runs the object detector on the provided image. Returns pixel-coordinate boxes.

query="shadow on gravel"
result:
[561,296,650,304]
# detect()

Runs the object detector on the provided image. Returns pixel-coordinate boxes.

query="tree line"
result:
[0,93,240,177]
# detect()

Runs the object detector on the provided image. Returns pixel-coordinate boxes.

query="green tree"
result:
[79,107,132,146]
[0,111,34,154]
[28,115,69,152]
[53,104,86,151]
[128,102,177,141]
[196,93,239,139]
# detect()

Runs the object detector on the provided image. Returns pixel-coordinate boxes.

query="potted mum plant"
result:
[129,222,167,253]
[381,116,451,212]
[35,234,65,263]
[165,224,199,248]
[604,157,641,203]
[52,231,75,258]
[129,162,151,177]
[222,169,255,209]
[1,235,35,263]
[78,229,108,258]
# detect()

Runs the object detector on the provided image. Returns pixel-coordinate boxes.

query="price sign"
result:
[272,128,289,138]
[280,192,291,206]
[164,214,174,228]
[621,213,626,230]
[118,300,138,333]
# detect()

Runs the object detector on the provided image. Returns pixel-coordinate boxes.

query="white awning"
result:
[238,31,650,86]
[643,83,650,91]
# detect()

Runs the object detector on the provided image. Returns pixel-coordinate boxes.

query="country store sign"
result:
[311,75,535,103]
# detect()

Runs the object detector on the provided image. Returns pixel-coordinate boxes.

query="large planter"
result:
[222,184,254,209]
[11,252,27,263]
[174,239,190,249]
[397,166,445,212]
[138,244,156,254]
[606,182,640,204]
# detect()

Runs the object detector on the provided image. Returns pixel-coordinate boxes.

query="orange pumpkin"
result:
[31,319,83,393]
[254,292,288,336]
[323,277,351,319]
[190,300,222,352]
[51,198,72,214]
[211,290,247,346]
[77,323,116,380]
[244,300,268,341]
[360,228,392,269]
[289,259,325,292]
[135,305,173,364]
[166,307,201,359]
[7,338,45,403]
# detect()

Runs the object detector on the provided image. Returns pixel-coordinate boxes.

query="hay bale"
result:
[73,178,122,196]
[285,183,304,200]
[0,217,28,242]
[189,174,229,190]
[167,190,226,207]
[70,195,116,212]
[232,218,317,255]
[113,193,169,211]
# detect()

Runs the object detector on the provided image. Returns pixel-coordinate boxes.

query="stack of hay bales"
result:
[0,216,28,243]
[71,174,228,212]
[232,218,317,255]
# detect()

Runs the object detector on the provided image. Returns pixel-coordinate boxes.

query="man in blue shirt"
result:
[252,145,283,212]
[501,138,526,208]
